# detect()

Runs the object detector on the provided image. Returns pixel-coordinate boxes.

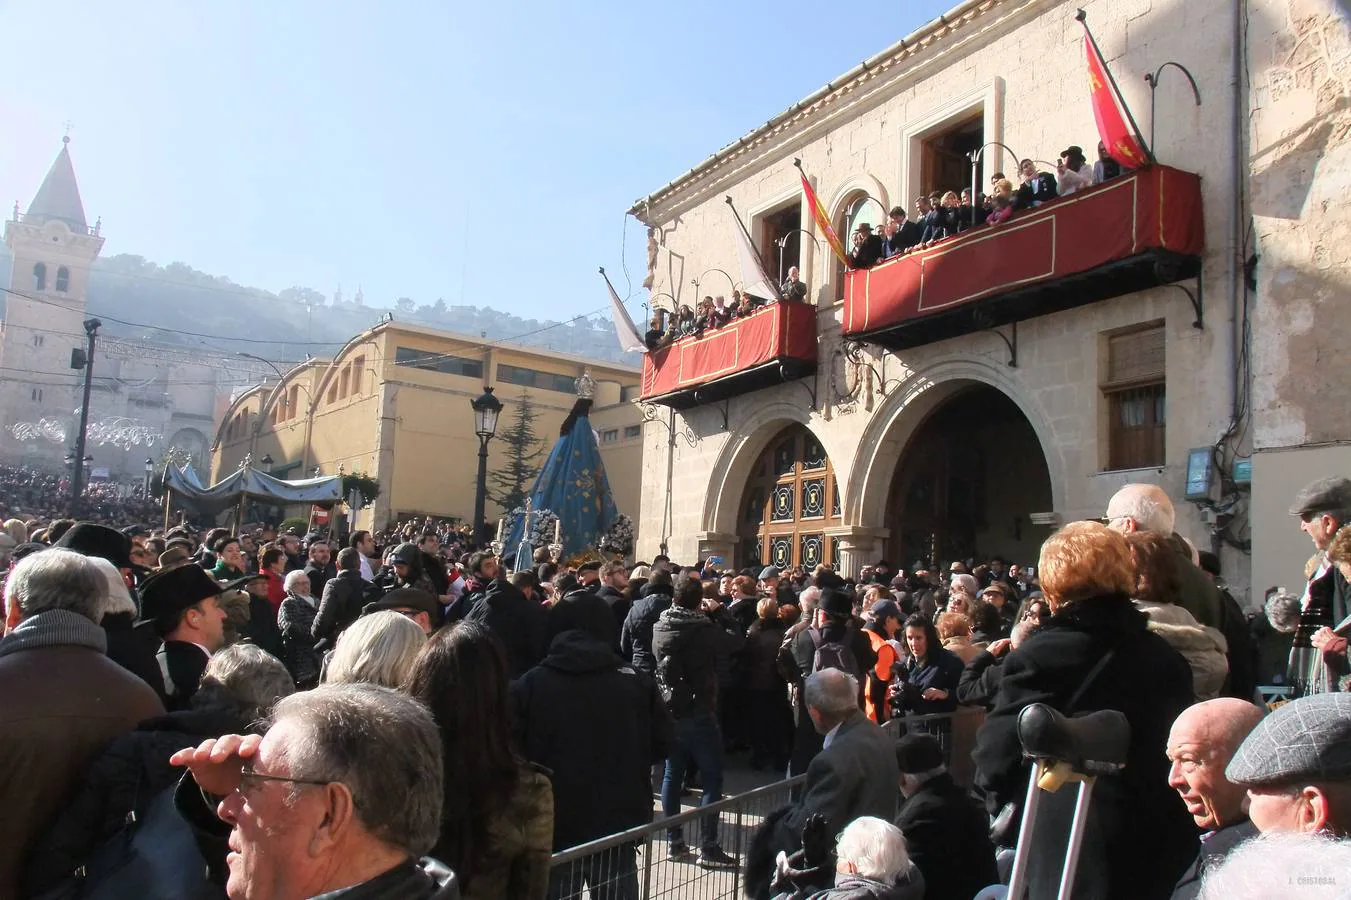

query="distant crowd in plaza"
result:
[1,470,1349,899]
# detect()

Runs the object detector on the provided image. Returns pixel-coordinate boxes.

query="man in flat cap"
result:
[139,564,230,710]
[1287,476,1351,695]
[1226,693,1351,838]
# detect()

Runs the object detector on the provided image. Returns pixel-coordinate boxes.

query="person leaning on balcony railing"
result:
[1057,145,1095,196]
[1093,140,1126,184]
[781,266,808,303]
[849,222,885,269]
[985,179,1016,226]
[1015,157,1058,209]
[882,207,922,258]
[959,187,987,229]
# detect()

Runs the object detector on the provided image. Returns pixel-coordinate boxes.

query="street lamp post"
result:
[143,457,154,495]
[261,454,274,474]
[470,386,503,549]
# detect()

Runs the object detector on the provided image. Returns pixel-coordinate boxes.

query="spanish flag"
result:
[1082,23,1150,169]
[794,160,850,269]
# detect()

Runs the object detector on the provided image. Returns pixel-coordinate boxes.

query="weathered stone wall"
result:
[1248,0,1351,595]
[636,0,1258,599]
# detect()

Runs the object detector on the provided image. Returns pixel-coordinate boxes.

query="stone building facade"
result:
[629,0,1345,605]
[2,140,270,480]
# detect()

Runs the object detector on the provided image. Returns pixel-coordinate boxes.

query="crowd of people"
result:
[642,142,1126,354]
[643,264,811,351]
[0,463,161,533]
[848,143,1127,270]
[0,472,1348,899]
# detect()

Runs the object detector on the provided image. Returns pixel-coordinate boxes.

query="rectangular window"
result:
[600,429,619,443]
[394,346,483,379]
[624,424,641,439]
[1102,325,1165,470]
[497,364,577,394]
[620,384,641,402]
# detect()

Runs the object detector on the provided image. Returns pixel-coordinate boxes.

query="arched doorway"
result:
[738,424,841,570]
[884,385,1053,569]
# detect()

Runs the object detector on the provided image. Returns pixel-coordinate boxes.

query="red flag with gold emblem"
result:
[795,161,850,269]
[1083,31,1150,169]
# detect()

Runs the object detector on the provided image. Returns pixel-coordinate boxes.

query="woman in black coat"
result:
[972,521,1197,900]
[22,645,295,896]
[895,615,963,716]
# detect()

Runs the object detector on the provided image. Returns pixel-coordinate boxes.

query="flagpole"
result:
[1076,9,1156,163]
[724,196,785,300]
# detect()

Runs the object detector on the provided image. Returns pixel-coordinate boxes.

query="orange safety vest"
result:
[864,628,897,724]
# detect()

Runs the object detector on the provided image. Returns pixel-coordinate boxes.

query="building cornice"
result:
[629,0,1046,224]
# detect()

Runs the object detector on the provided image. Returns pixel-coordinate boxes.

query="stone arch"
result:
[701,400,823,538]
[846,354,1068,532]
[824,174,892,225]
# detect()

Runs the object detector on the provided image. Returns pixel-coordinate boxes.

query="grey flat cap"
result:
[1288,476,1351,517]
[1226,694,1351,786]
[758,565,781,581]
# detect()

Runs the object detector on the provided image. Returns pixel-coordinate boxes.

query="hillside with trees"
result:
[0,246,637,367]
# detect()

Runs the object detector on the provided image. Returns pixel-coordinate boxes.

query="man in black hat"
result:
[848,222,885,269]
[139,565,230,710]
[53,522,134,570]
[576,560,602,591]
[894,733,998,900]
[1287,476,1351,695]
[782,587,876,775]
[363,587,439,635]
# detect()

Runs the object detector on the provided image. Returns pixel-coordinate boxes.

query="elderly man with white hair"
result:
[0,548,164,898]
[1106,483,1259,700]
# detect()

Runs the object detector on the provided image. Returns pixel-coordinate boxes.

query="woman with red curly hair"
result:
[971,521,1197,899]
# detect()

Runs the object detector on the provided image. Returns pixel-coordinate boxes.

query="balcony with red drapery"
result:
[639,300,817,409]
[842,165,1205,350]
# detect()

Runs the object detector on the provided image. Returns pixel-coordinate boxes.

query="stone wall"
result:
[1247,0,1351,596]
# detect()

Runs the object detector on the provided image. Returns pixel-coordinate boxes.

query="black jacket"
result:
[620,589,671,675]
[312,570,370,648]
[894,771,998,900]
[972,594,1197,899]
[594,584,631,646]
[159,640,209,711]
[1015,172,1058,208]
[956,649,1005,708]
[651,605,744,718]
[512,630,673,850]
[420,551,451,597]
[24,705,253,896]
[884,221,923,257]
[277,593,322,686]
[848,234,885,269]
[103,611,167,702]
[1170,817,1258,900]
[238,593,285,662]
[465,578,546,678]
[304,560,336,598]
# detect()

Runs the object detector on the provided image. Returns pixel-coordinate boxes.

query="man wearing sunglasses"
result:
[171,683,459,899]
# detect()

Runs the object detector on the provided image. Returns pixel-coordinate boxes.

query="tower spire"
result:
[26,137,88,229]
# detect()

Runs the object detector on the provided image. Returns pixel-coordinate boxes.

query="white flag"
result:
[604,274,646,353]
[728,207,780,301]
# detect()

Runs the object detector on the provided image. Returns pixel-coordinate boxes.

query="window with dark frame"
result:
[394,346,483,379]
[496,363,577,394]
[55,266,69,293]
[1102,324,1166,471]
[623,424,641,439]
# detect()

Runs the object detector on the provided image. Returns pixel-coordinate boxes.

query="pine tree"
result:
[487,389,545,512]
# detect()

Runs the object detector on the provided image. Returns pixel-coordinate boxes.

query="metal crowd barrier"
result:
[548,774,805,900]
[548,708,985,899]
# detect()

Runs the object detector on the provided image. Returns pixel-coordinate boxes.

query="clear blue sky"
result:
[0,0,952,325]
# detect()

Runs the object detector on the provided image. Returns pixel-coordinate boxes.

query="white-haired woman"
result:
[321,609,426,688]
[773,816,924,899]
[278,568,322,688]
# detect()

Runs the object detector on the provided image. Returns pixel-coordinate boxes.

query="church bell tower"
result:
[1,137,105,465]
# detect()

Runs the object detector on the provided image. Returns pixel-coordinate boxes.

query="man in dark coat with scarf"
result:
[465,555,546,678]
